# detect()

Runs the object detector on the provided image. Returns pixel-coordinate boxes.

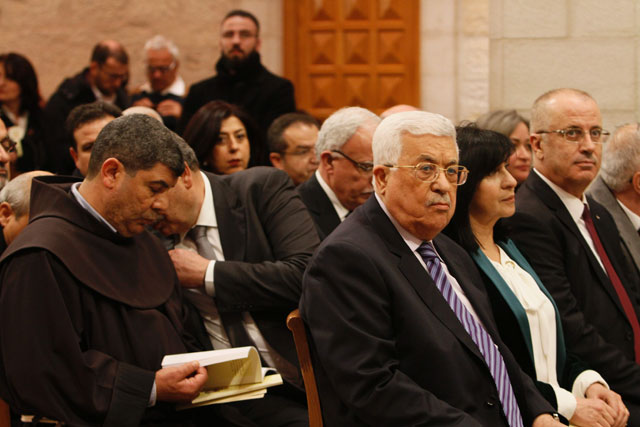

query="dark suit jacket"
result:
[300,196,553,426]
[296,173,341,240]
[588,176,640,278]
[507,171,640,412]
[205,167,320,379]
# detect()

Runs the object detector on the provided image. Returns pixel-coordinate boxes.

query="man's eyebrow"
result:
[149,180,169,188]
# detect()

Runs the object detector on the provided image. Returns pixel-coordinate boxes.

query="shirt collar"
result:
[91,85,116,104]
[534,168,588,222]
[315,169,350,221]
[192,171,218,229]
[139,75,186,97]
[70,182,117,233]
[617,199,640,230]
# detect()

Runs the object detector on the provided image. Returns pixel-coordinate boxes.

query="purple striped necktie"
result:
[417,242,523,427]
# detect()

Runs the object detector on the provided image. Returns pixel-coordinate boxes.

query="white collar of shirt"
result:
[315,169,350,221]
[190,171,218,232]
[139,75,186,97]
[71,182,117,233]
[534,168,588,221]
[618,198,640,230]
[91,85,116,104]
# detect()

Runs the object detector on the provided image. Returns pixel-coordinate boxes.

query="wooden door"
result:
[284,0,420,120]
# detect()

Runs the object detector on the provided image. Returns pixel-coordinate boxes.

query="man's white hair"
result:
[600,124,640,192]
[144,35,179,61]
[373,110,456,166]
[316,107,380,155]
[0,170,52,218]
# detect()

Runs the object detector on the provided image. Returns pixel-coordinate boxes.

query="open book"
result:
[162,346,283,409]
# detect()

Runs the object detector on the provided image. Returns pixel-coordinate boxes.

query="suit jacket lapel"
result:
[528,173,625,315]
[206,172,246,262]
[302,174,341,233]
[362,197,486,362]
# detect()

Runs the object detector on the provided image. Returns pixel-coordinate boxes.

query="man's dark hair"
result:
[86,114,184,179]
[90,41,129,65]
[443,125,514,252]
[176,139,200,171]
[267,112,319,153]
[223,9,260,36]
[66,102,122,149]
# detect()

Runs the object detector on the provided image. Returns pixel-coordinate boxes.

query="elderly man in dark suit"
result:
[507,88,640,422]
[588,123,640,276]
[300,110,560,426]
[297,106,379,240]
[154,141,319,427]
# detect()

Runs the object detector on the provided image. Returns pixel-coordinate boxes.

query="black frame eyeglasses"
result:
[331,150,373,172]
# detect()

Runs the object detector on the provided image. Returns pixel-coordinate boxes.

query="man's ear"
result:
[320,151,334,173]
[181,162,194,189]
[0,202,14,228]
[632,171,640,195]
[100,158,125,190]
[255,37,262,52]
[530,134,544,161]
[373,165,388,196]
[69,146,78,164]
[269,152,283,169]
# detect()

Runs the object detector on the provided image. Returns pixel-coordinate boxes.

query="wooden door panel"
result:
[285,0,419,120]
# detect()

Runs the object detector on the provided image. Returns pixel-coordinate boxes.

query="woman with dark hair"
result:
[183,100,264,174]
[444,126,629,426]
[0,52,47,175]
[476,109,531,184]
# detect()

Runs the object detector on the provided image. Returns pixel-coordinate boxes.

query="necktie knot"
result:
[417,241,438,262]
[582,203,591,221]
[187,225,207,241]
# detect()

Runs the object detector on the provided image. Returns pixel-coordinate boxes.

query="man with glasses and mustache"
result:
[507,88,640,424]
[44,40,131,174]
[179,9,296,150]
[297,106,380,240]
[300,110,562,426]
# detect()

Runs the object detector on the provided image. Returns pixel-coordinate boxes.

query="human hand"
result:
[585,383,629,427]
[155,361,208,402]
[169,248,210,288]
[157,99,182,118]
[570,397,617,427]
[132,97,155,108]
[532,413,563,427]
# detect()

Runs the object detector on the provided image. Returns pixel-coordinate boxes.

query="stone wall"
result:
[490,0,640,129]
[0,0,283,99]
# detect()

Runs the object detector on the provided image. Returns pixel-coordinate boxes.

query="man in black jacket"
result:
[44,40,131,174]
[179,9,296,164]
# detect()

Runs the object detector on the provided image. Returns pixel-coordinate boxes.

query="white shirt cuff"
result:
[148,380,157,407]
[551,383,577,420]
[204,260,216,297]
[572,369,609,397]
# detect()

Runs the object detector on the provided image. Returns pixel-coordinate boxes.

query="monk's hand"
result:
[169,249,209,288]
[585,383,629,427]
[155,361,208,403]
[132,97,154,108]
[532,414,564,427]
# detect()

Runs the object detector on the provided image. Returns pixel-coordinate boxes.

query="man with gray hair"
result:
[0,170,52,253]
[301,110,560,426]
[132,35,185,130]
[297,106,380,239]
[0,115,212,426]
[588,124,640,275]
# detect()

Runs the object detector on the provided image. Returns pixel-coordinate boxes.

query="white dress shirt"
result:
[316,169,350,221]
[491,247,607,419]
[618,199,640,232]
[534,169,605,272]
[139,76,186,97]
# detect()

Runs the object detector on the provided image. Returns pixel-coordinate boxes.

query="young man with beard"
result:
[179,9,296,164]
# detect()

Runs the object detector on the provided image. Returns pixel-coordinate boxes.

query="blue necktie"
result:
[417,242,523,427]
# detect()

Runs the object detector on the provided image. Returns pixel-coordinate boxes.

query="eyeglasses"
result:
[331,150,373,172]
[386,162,469,185]
[99,66,127,81]
[147,62,176,74]
[221,30,257,40]
[536,127,610,144]
[0,136,17,153]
